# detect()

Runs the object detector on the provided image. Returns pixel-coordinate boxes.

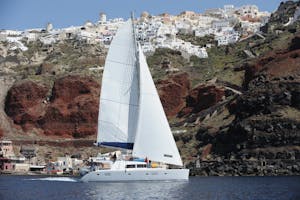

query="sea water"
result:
[0,175,299,200]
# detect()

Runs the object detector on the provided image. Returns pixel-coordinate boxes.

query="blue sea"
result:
[0,175,299,200]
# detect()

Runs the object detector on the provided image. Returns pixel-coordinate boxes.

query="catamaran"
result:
[81,16,189,182]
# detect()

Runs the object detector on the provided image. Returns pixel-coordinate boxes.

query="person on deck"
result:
[112,153,117,162]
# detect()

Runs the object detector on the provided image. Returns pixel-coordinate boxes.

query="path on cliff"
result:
[0,76,19,137]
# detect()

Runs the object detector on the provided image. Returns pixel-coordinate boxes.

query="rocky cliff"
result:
[189,2,300,175]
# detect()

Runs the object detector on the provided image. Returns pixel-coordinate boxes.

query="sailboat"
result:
[81,16,189,182]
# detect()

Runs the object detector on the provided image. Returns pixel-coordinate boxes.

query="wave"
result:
[27,177,78,182]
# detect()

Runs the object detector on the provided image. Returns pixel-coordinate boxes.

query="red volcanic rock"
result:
[243,34,300,88]
[184,84,225,115]
[39,75,100,138]
[5,81,48,130]
[5,75,100,138]
[157,73,190,117]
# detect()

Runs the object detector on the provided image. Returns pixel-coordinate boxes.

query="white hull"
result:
[81,168,189,182]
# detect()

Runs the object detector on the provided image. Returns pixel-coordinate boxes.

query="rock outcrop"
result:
[5,81,49,131]
[157,72,190,117]
[179,84,225,117]
[4,75,100,138]
[261,0,300,33]
[39,75,100,138]
[243,33,300,88]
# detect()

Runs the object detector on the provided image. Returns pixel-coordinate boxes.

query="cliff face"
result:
[4,75,100,138]
[39,76,100,138]
[180,84,225,116]
[5,81,49,131]
[262,0,300,33]
[243,33,300,88]
[157,72,190,117]
[191,22,300,175]
[3,71,226,139]
[183,1,300,176]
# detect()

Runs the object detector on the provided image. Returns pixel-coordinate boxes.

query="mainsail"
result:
[97,19,139,149]
[132,44,183,166]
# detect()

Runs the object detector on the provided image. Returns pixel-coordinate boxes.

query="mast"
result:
[131,11,141,151]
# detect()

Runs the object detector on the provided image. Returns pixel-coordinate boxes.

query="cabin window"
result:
[137,164,147,168]
[126,164,136,168]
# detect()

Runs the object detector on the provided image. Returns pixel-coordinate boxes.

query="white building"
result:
[46,23,53,32]
[224,5,235,16]
[56,155,73,170]
[195,28,215,37]
[215,31,239,46]
[238,5,259,18]
[99,12,107,24]
[212,20,230,29]
[23,31,40,42]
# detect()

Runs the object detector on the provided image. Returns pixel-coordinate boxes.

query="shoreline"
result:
[0,171,80,177]
[2,170,300,177]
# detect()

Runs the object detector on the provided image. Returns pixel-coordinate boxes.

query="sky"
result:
[1,0,285,30]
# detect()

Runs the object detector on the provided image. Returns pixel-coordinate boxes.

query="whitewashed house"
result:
[6,37,28,51]
[212,20,230,30]
[23,31,40,42]
[238,5,259,18]
[223,5,235,17]
[195,28,215,37]
[56,155,73,170]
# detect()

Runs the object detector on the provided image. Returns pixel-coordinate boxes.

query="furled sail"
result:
[97,19,139,149]
[132,44,183,166]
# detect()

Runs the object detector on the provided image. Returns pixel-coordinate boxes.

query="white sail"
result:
[97,19,139,149]
[132,44,183,166]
